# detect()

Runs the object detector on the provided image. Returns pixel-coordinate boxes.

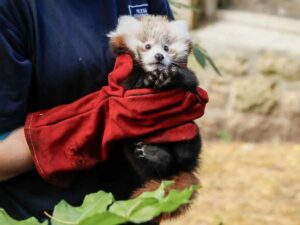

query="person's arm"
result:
[0,128,34,182]
[0,1,34,181]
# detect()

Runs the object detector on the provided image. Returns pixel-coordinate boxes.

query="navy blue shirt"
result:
[0,0,173,221]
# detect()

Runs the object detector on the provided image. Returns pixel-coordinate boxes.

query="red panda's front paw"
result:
[154,67,177,89]
[143,71,159,87]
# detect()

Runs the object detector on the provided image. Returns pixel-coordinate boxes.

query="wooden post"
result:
[203,0,218,20]
[170,0,220,28]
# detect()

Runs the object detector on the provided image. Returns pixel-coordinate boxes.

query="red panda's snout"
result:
[155,53,164,61]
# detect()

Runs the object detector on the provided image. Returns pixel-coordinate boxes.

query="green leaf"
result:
[193,45,207,69]
[78,213,126,225]
[109,181,197,224]
[206,55,222,76]
[193,44,222,76]
[0,209,46,225]
[129,205,161,223]
[136,180,173,200]
[51,191,114,225]
[109,198,159,223]
[156,185,198,213]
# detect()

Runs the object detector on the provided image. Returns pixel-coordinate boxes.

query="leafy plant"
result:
[193,44,222,76]
[0,181,198,225]
[0,209,47,225]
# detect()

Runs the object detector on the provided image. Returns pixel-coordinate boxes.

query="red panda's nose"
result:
[155,53,164,61]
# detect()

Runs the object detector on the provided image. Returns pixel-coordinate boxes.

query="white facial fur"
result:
[109,16,192,73]
[141,42,172,72]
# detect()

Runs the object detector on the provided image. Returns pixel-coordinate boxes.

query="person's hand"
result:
[0,127,34,182]
[24,54,208,187]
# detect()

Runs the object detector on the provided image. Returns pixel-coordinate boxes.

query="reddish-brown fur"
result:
[109,35,129,55]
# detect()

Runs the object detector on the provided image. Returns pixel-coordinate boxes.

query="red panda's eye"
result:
[164,45,169,52]
[145,44,151,50]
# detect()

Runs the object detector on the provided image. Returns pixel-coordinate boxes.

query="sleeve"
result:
[0,131,11,141]
[148,0,174,20]
[0,3,32,133]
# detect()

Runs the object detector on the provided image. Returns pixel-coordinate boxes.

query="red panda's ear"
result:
[109,35,129,55]
[108,16,141,55]
[169,20,192,56]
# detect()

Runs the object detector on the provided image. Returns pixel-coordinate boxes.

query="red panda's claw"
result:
[154,69,173,89]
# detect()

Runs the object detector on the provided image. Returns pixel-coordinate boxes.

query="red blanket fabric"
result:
[24,54,208,186]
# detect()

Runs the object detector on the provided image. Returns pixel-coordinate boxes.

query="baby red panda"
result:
[108,15,198,91]
[108,15,201,190]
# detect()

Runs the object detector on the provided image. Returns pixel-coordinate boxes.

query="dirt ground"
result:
[163,141,300,225]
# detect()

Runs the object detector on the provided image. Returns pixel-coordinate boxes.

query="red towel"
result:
[24,54,208,186]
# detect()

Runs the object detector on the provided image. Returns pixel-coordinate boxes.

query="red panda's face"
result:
[138,40,172,72]
[108,15,192,72]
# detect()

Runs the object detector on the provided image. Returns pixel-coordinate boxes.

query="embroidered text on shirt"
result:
[128,4,149,17]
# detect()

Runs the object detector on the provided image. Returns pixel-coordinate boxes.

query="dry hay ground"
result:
[163,142,300,225]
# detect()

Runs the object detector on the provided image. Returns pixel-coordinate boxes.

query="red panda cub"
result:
[108,15,201,183]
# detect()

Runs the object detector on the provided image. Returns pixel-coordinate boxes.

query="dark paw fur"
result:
[154,65,177,89]
[133,142,173,177]
[143,71,159,87]
[134,142,170,162]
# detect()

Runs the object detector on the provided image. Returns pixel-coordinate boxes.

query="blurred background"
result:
[164,1,300,225]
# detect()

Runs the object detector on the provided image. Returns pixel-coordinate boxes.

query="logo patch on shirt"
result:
[128,4,148,17]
